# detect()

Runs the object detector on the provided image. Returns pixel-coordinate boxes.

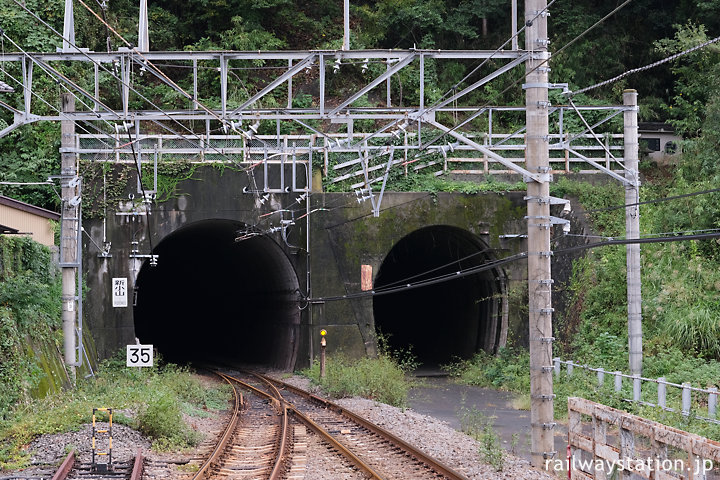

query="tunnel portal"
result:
[133,219,301,369]
[373,226,505,368]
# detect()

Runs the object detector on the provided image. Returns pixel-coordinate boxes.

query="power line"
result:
[582,187,720,213]
[7,0,263,174]
[572,32,720,96]
[306,230,720,303]
[414,0,634,156]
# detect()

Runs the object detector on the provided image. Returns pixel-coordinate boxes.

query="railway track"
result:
[45,449,143,480]
[196,368,470,480]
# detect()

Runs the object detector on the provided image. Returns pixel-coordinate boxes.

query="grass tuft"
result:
[0,357,229,468]
[302,354,414,408]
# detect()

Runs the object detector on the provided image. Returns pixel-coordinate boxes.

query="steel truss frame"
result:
[0,48,631,206]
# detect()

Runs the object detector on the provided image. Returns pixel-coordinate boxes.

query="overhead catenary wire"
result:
[572,32,720,96]
[415,0,635,154]
[307,230,720,303]
[6,0,266,175]
[582,187,720,213]
[5,0,629,240]
[0,44,121,152]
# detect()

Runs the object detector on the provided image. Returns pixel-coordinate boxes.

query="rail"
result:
[554,358,720,424]
[191,372,242,480]
[259,373,470,480]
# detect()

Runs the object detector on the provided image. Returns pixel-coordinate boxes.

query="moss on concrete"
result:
[0,236,97,417]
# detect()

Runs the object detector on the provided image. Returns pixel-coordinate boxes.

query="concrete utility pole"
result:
[623,90,642,375]
[525,0,554,468]
[61,93,79,384]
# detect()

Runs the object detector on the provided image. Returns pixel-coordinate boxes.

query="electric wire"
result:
[572,32,720,96]
[4,0,636,236]
[582,187,720,213]
[6,0,266,175]
[307,230,720,303]
[0,44,120,152]
[414,0,635,155]
[335,0,633,187]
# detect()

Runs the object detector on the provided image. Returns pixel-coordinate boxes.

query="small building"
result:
[638,122,681,163]
[0,195,60,247]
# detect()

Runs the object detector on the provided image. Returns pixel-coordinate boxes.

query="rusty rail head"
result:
[208,370,290,480]
[191,371,241,480]
[130,449,144,480]
[51,449,76,480]
[260,374,471,480]
[269,405,290,480]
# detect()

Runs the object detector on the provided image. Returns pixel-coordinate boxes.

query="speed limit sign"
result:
[126,344,153,367]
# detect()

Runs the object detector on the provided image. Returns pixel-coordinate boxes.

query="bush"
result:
[0,360,226,467]
[138,389,200,450]
[445,348,530,392]
[303,354,414,407]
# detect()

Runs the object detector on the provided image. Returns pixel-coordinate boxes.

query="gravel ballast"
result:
[9,374,555,480]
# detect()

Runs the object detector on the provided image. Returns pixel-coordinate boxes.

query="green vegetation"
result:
[0,236,64,417]
[302,335,417,407]
[458,405,505,471]
[448,151,720,439]
[302,354,414,408]
[0,356,230,469]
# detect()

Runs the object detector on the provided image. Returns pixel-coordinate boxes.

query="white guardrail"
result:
[554,358,720,424]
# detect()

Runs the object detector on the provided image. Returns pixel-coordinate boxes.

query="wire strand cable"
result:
[572,33,720,96]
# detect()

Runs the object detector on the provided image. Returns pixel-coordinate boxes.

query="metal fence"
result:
[554,358,720,424]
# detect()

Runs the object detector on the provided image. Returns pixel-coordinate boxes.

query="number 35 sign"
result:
[126,345,153,367]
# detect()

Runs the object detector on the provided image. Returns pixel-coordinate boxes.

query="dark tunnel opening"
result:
[133,219,301,369]
[373,226,505,368]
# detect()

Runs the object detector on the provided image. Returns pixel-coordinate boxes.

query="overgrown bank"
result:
[0,236,70,417]
[0,357,230,469]
[448,157,720,439]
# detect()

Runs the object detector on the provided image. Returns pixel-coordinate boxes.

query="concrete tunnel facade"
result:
[373,225,507,367]
[133,219,302,369]
[81,167,530,370]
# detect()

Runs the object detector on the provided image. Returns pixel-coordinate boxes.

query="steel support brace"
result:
[330,54,416,115]
[424,119,540,181]
[232,54,316,114]
[566,147,631,185]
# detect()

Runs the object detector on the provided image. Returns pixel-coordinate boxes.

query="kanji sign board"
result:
[112,278,128,307]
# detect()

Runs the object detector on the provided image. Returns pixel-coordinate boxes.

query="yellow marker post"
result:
[320,329,327,379]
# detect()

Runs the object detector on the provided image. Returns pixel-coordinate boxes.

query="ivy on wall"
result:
[0,236,63,418]
[79,160,199,218]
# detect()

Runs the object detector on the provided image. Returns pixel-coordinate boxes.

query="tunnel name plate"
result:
[112,278,128,308]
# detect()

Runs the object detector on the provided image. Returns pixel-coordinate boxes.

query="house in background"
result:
[0,195,60,247]
[638,122,681,164]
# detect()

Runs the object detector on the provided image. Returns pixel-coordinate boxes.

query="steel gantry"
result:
[0,0,642,468]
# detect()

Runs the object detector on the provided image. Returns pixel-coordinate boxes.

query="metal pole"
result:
[343,0,350,51]
[320,329,327,378]
[62,0,75,52]
[61,93,78,384]
[525,0,553,468]
[138,0,149,52]
[511,0,518,50]
[624,89,642,375]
